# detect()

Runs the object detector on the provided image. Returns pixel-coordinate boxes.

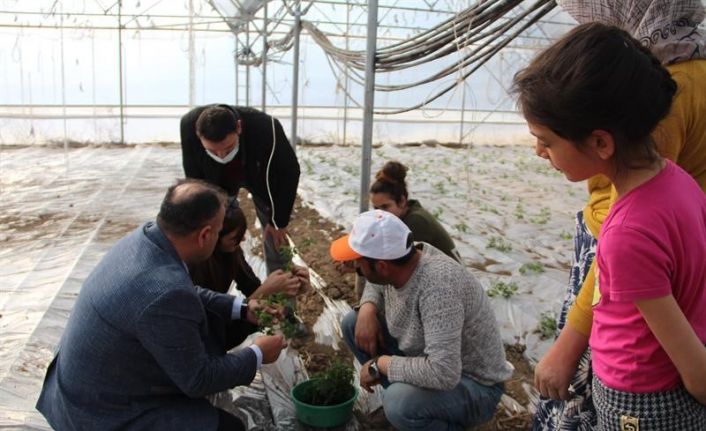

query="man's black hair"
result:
[157,179,227,237]
[195,106,240,142]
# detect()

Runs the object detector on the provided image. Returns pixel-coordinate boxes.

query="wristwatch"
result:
[368,357,380,379]
[240,302,249,321]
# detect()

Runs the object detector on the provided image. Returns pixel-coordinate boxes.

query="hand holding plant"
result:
[246,297,285,326]
[291,265,311,295]
[265,224,288,250]
[253,334,287,364]
[279,245,297,272]
[259,270,301,297]
[254,293,300,339]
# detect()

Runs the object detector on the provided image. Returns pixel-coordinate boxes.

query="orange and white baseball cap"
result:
[330,210,413,262]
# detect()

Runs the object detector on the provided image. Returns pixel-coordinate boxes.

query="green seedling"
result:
[514,203,525,220]
[299,359,355,406]
[454,222,469,233]
[486,236,512,252]
[535,311,558,340]
[519,262,545,275]
[299,238,316,248]
[487,281,519,299]
[304,159,314,175]
[480,204,501,215]
[254,292,299,339]
[530,207,551,225]
[279,245,298,273]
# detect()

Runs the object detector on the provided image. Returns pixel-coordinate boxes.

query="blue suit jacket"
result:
[36,222,257,430]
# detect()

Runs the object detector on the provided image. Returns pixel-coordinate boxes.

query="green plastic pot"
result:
[290,378,359,428]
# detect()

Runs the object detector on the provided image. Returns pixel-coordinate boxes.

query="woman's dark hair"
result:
[221,196,247,239]
[188,196,260,294]
[157,179,226,237]
[512,22,677,174]
[196,106,239,142]
[370,161,409,204]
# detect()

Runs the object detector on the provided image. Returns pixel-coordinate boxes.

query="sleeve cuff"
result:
[360,283,383,309]
[567,304,592,337]
[248,345,263,369]
[231,296,244,320]
[387,356,402,383]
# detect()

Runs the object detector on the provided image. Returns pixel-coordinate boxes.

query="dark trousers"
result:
[251,194,287,274]
[216,408,246,431]
[205,308,258,356]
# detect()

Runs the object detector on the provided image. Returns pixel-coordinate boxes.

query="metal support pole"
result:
[188,0,195,107]
[118,1,125,144]
[459,79,467,146]
[91,29,98,140]
[342,4,350,146]
[60,6,68,151]
[290,1,301,150]
[245,23,250,106]
[261,0,268,112]
[19,29,25,118]
[355,0,378,299]
[359,0,378,214]
[234,37,239,105]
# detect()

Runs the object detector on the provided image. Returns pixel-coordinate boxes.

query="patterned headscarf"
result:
[558,0,706,64]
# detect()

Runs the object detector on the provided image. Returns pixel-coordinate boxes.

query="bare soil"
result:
[239,192,534,430]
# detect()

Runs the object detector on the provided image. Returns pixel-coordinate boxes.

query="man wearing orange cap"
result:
[331,210,512,431]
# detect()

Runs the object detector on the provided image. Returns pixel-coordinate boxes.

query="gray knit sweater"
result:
[361,243,513,391]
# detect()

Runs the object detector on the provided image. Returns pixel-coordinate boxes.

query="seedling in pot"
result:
[298,359,355,406]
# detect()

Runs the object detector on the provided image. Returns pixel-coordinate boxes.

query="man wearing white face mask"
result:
[180,105,300,274]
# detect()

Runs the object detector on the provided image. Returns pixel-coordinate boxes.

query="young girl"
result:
[513,23,706,429]
[189,196,306,297]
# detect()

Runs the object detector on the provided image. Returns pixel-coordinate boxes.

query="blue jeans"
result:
[341,311,503,430]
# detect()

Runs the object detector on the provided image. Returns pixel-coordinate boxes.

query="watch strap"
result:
[369,356,380,378]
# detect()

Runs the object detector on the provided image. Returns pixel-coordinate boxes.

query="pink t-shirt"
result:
[590,161,706,393]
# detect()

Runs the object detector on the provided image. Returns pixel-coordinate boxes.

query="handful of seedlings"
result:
[255,245,301,339]
[254,292,299,339]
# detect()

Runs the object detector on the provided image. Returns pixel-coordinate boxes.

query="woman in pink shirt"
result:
[513,23,706,430]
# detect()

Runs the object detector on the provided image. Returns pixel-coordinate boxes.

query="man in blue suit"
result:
[36,179,289,430]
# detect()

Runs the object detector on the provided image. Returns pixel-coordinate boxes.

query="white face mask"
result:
[205,145,239,164]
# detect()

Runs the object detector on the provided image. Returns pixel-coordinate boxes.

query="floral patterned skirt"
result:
[532,211,597,431]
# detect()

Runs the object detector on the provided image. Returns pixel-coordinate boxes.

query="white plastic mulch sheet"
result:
[1,145,181,429]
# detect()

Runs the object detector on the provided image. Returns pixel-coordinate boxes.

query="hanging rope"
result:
[217,0,558,115]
